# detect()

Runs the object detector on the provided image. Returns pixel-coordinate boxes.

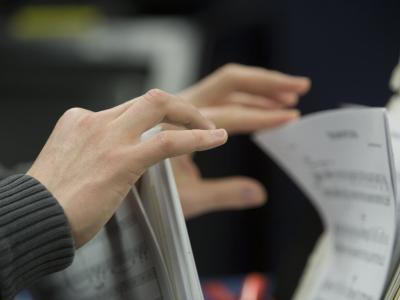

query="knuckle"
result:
[143,89,169,106]
[218,63,243,85]
[77,112,96,130]
[222,63,241,72]
[220,63,241,77]
[58,107,90,129]
[156,131,175,154]
[62,107,86,120]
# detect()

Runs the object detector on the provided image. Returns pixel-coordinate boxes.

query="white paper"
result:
[254,108,398,300]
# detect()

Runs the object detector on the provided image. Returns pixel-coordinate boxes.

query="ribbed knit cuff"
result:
[0,175,75,300]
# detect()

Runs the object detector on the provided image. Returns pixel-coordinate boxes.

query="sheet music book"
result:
[31,142,203,299]
[254,107,400,300]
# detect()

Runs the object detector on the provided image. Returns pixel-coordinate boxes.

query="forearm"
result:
[0,175,74,300]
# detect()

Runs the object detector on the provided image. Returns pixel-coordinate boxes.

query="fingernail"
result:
[211,129,227,139]
[242,188,265,204]
[297,77,312,91]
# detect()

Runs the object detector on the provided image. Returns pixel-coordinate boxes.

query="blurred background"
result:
[1,0,400,299]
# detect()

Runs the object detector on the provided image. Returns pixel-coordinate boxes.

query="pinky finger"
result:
[132,129,228,170]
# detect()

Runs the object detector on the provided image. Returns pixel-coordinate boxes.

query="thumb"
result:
[181,176,267,219]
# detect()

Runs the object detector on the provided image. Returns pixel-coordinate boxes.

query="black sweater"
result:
[0,175,75,300]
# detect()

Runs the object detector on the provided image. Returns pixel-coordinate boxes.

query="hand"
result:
[174,64,311,218]
[27,89,228,247]
[180,63,310,132]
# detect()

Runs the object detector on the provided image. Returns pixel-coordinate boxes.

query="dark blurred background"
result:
[1,1,400,299]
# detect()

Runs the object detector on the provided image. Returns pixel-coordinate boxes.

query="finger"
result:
[180,177,267,218]
[171,155,202,178]
[226,92,287,109]
[272,92,302,106]
[132,129,228,171]
[201,106,300,134]
[112,89,215,135]
[180,65,311,107]
[220,64,311,105]
[100,98,137,119]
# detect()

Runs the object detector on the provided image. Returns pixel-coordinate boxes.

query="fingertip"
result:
[281,93,299,106]
[211,128,228,143]
[272,109,301,124]
[287,109,301,120]
[280,75,311,95]
[240,180,268,206]
[296,76,312,94]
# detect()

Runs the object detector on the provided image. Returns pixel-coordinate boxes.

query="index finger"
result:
[112,89,215,136]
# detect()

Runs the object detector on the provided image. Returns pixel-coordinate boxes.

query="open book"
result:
[31,143,203,299]
[254,107,400,300]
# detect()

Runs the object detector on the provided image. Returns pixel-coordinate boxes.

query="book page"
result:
[254,108,397,300]
[387,113,400,267]
[382,112,400,300]
[31,186,173,300]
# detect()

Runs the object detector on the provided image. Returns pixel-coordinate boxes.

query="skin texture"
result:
[175,64,311,218]
[27,89,228,248]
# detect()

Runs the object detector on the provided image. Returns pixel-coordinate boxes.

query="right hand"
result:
[27,89,228,248]
[174,64,310,218]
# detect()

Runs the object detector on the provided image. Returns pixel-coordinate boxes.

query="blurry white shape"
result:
[390,62,400,93]
[74,18,202,96]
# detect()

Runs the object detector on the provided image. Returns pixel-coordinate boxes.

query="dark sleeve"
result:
[0,175,75,300]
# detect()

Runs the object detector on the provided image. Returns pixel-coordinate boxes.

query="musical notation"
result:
[254,108,397,300]
[64,242,152,293]
[334,242,385,266]
[334,224,390,246]
[313,169,389,192]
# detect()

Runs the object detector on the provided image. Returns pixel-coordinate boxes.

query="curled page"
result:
[254,108,397,300]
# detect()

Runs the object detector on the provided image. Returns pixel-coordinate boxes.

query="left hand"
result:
[27,89,227,247]
[175,63,311,218]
